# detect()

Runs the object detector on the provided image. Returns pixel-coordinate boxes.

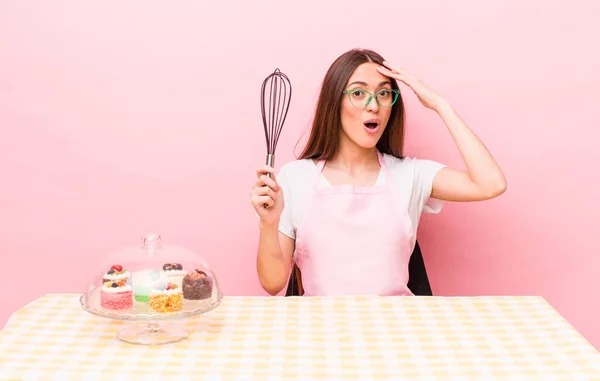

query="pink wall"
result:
[2,1,599,347]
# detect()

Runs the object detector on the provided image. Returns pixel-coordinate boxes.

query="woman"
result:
[251,48,506,296]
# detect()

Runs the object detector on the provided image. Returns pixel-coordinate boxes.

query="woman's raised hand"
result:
[251,165,284,226]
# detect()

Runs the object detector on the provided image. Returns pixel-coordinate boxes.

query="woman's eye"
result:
[378,90,391,98]
[351,90,365,98]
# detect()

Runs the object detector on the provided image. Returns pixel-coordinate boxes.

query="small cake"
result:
[182,269,212,300]
[132,270,162,303]
[148,281,183,313]
[162,263,186,290]
[100,265,133,310]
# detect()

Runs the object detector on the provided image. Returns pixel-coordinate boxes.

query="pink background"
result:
[1,1,599,347]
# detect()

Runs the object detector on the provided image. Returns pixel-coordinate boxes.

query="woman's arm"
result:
[377,62,507,202]
[430,102,506,201]
[256,224,295,295]
[252,165,296,295]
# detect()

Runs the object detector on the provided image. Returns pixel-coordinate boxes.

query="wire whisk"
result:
[261,68,292,179]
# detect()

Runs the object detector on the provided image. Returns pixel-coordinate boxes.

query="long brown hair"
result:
[298,48,406,160]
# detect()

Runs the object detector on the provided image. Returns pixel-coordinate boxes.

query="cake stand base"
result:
[117,322,189,345]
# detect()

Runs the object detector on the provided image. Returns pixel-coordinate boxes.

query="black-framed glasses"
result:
[342,88,400,108]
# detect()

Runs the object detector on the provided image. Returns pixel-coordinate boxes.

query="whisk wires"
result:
[261,68,292,155]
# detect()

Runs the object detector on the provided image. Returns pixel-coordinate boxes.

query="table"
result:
[1,294,599,380]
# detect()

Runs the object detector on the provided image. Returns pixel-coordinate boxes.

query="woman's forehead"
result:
[347,63,391,87]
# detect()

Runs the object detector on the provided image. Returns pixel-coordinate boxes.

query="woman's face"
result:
[339,62,394,150]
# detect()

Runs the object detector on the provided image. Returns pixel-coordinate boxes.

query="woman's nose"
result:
[366,96,379,112]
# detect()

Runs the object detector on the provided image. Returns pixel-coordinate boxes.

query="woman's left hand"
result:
[378,61,507,202]
[377,61,447,111]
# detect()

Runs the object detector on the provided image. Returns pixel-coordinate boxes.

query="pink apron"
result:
[294,151,414,296]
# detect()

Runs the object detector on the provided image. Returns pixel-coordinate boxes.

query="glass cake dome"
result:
[80,233,223,345]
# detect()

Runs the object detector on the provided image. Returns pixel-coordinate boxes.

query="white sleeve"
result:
[277,166,296,239]
[413,159,446,214]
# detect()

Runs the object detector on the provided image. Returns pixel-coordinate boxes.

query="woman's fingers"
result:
[377,66,410,86]
[252,164,281,211]
[256,165,275,179]
[254,185,277,200]
[252,194,274,209]
[382,61,412,77]
[254,170,279,192]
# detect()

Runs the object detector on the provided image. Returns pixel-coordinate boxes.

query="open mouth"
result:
[363,119,380,132]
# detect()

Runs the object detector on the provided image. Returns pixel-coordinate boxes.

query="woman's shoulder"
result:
[381,153,418,171]
[381,153,447,190]
[279,158,315,173]
[277,158,317,182]
[381,153,445,172]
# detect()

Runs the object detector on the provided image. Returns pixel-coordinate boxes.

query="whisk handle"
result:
[264,154,275,208]
[265,154,275,179]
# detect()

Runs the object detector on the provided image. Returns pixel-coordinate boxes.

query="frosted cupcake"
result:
[148,281,183,313]
[182,269,212,300]
[162,263,186,289]
[100,265,133,310]
[131,269,162,303]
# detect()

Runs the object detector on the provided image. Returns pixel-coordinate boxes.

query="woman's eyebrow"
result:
[347,80,392,87]
[347,81,368,87]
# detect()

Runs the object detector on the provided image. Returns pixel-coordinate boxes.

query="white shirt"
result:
[276,153,446,253]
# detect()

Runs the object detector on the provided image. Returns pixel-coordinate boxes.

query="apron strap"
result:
[309,159,326,192]
[311,151,390,192]
[377,151,395,185]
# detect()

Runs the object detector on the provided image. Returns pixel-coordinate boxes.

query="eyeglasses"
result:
[342,88,400,108]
